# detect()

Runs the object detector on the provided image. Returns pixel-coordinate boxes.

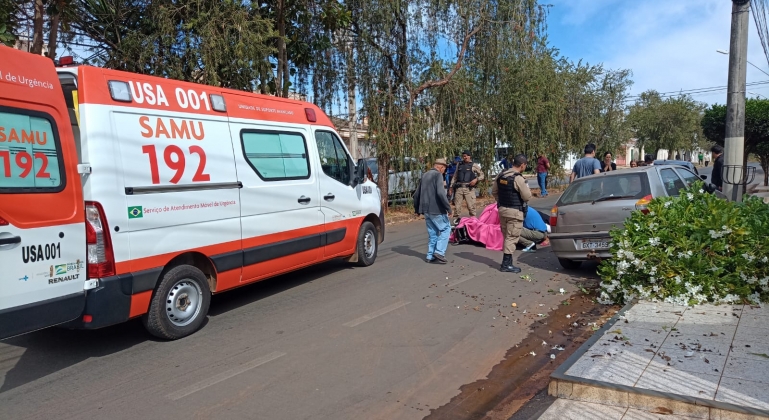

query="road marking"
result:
[166,351,286,401]
[344,301,410,327]
[446,271,486,287]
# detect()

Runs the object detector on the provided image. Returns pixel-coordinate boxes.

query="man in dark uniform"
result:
[492,154,532,273]
[450,150,485,218]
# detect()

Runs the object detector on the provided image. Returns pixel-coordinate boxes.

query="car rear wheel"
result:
[143,265,211,340]
[558,258,582,270]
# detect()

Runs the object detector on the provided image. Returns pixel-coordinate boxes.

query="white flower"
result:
[649,237,661,246]
[649,266,657,275]
[687,193,694,200]
[762,256,769,263]
[664,201,672,208]
[698,189,704,194]
[649,211,656,216]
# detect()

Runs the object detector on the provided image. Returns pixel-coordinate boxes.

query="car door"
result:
[313,130,361,258]
[233,124,323,281]
[0,94,86,338]
[658,168,687,197]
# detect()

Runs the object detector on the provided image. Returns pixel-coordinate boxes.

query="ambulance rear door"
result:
[0,46,87,339]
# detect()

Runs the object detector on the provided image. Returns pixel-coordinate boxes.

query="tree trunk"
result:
[377,153,390,211]
[275,0,286,97]
[761,155,769,186]
[46,1,63,61]
[347,40,357,159]
[31,0,46,55]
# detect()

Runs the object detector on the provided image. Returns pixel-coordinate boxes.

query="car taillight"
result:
[550,206,558,227]
[85,201,115,279]
[635,195,653,215]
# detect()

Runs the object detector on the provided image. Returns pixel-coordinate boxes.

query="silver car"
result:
[548,165,724,269]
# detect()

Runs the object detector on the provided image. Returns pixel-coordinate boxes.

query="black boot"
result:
[500,253,521,273]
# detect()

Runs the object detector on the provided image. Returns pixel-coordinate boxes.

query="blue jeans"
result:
[537,172,548,196]
[425,213,451,259]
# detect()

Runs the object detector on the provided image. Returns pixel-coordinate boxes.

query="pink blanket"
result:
[450,203,504,251]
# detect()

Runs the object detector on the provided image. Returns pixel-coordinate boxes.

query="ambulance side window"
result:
[0,109,64,191]
[240,130,310,180]
[315,131,351,185]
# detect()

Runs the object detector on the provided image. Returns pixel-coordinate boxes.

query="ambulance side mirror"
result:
[352,158,366,187]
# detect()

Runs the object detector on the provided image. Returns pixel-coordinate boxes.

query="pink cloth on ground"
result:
[450,203,504,251]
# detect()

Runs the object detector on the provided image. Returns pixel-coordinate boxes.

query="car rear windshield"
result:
[559,173,649,206]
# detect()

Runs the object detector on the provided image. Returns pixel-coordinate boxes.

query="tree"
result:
[64,0,276,91]
[702,99,769,186]
[627,90,707,157]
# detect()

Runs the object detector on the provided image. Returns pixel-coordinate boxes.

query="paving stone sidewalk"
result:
[539,301,769,419]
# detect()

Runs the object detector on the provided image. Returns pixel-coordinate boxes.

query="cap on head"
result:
[462,150,471,156]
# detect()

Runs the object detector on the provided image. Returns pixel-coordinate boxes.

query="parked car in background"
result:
[548,165,723,269]
[365,157,422,198]
[654,160,700,176]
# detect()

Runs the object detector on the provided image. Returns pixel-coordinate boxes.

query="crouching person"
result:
[519,207,550,252]
[492,154,532,273]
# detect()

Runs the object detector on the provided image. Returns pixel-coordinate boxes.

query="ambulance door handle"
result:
[298,196,311,204]
[0,235,21,246]
[324,193,335,202]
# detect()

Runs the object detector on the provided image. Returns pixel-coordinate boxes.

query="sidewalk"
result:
[540,300,769,419]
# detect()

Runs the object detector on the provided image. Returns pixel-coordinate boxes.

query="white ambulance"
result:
[0,47,384,340]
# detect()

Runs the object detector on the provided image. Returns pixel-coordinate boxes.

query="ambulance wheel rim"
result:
[363,230,376,258]
[165,280,203,327]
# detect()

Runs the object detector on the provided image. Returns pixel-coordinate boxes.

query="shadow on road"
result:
[0,319,150,393]
[208,259,353,317]
[390,245,427,260]
[0,259,359,394]
[452,251,499,268]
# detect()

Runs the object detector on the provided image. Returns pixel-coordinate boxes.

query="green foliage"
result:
[597,182,769,306]
[702,99,769,185]
[64,0,276,91]
[627,90,707,155]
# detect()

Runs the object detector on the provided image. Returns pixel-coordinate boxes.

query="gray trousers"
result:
[518,228,546,247]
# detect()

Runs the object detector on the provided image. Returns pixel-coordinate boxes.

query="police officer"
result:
[450,150,484,218]
[492,154,532,273]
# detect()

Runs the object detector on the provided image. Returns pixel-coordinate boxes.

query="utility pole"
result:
[346,36,358,160]
[724,0,750,202]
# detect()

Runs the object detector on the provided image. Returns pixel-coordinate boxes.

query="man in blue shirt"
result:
[519,207,549,252]
[569,144,601,183]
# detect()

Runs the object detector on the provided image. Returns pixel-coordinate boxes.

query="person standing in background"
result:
[601,152,617,172]
[698,152,704,166]
[450,150,485,218]
[536,152,550,197]
[414,158,452,264]
[710,145,724,192]
[569,144,601,183]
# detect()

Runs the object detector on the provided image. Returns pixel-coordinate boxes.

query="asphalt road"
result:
[0,195,593,420]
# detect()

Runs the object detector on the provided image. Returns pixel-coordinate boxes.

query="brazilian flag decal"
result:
[128,206,144,219]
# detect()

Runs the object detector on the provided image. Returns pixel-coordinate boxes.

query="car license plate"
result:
[579,239,610,250]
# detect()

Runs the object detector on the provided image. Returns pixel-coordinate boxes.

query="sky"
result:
[545,0,769,104]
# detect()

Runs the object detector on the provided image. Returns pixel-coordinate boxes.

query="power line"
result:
[623,80,769,102]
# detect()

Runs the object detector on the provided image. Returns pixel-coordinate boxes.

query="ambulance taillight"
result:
[85,202,116,279]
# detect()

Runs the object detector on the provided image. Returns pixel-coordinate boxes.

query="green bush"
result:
[597,182,769,306]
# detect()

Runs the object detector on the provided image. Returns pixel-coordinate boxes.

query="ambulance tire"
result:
[142,265,211,340]
[355,221,378,267]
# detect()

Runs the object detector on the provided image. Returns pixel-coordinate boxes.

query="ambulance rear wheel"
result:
[143,265,211,340]
[355,221,378,267]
